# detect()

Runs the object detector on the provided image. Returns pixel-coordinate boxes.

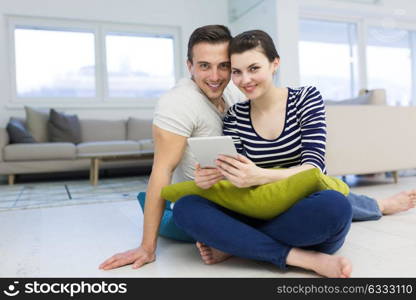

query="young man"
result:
[99,25,415,271]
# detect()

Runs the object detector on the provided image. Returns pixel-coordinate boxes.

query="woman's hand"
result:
[216,154,266,188]
[194,163,224,189]
[99,246,156,270]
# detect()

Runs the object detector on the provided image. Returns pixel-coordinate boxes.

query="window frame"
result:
[365,18,416,106]
[101,23,180,103]
[298,14,364,100]
[7,15,181,108]
[299,12,416,106]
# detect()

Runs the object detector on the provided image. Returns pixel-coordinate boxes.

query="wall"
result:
[228,0,300,87]
[228,0,278,37]
[0,0,229,125]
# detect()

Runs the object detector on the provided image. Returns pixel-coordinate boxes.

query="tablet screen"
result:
[188,136,238,168]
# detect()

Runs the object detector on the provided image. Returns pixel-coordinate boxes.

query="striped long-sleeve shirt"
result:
[222,86,327,173]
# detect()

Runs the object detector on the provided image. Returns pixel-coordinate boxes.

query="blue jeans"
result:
[173,190,352,270]
[347,192,382,221]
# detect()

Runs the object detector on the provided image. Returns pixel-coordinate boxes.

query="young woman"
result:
[172,30,354,278]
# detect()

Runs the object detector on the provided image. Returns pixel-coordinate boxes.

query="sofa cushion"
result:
[127,118,153,140]
[4,143,76,161]
[77,141,141,155]
[25,106,50,142]
[367,89,386,105]
[6,118,36,143]
[48,109,82,144]
[80,119,126,142]
[138,139,154,152]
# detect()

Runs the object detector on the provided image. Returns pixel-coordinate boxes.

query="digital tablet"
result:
[187,136,238,168]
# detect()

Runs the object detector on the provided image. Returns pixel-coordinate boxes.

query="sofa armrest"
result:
[326,106,416,176]
[0,127,10,162]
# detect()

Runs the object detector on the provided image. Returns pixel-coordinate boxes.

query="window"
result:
[106,33,175,99]
[367,27,412,106]
[9,17,179,104]
[15,27,95,98]
[299,19,359,101]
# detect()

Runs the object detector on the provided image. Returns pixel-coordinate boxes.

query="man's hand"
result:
[99,246,156,270]
[194,163,224,189]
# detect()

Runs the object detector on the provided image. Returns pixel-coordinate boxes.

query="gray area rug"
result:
[0,176,148,211]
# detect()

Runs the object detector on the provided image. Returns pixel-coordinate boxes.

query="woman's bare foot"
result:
[196,242,232,265]
[286,248,352,278]
[376,190,416,215]
[312,253,352,278]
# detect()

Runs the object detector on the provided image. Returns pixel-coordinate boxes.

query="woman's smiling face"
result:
[231,47,279,100]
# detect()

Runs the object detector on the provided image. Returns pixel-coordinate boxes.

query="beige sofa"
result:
[2,90,414,184]
[0,117,154,184]
[326,106,416,179]
[325,90,416,180]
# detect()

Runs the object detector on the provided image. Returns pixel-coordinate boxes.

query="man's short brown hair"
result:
[187,25,232,63]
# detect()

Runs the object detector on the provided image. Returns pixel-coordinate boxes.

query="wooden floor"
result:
[1,174,415,277]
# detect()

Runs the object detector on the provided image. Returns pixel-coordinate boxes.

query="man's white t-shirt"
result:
[153,78,245,183]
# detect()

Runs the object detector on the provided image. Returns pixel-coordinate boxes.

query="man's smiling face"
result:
[187,42,231,102]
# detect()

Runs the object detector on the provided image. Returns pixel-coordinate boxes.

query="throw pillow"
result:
[6,118,36,143]
[161,168,350,220]
[127,117,153,141]
[137,192,194,243]
[48,109,82,144]
[24,106,50,142]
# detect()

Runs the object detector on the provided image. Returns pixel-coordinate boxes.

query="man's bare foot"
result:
[196,242,232,265]
[311,253,352,278]
[376,190,416,215]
